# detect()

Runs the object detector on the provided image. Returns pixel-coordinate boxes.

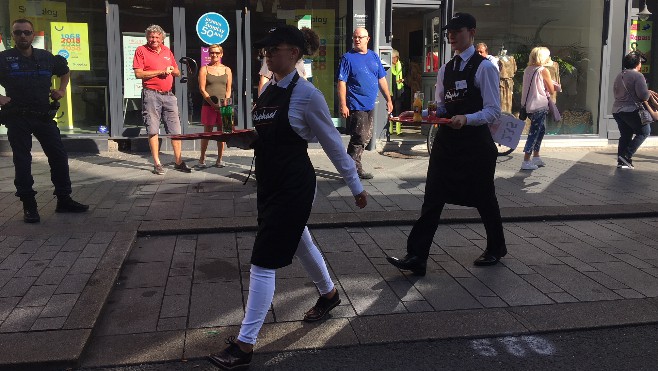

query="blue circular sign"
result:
[58,49,70,59]
[196,12,230,45]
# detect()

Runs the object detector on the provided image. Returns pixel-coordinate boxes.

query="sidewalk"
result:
[2,144,658,369]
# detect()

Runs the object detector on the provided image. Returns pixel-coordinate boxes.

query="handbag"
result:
[519,67,541,120]
[547,97,561,121]
[621,71,654,125]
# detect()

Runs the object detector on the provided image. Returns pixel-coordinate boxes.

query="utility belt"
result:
[0,101,60,122]
[143,87,173,95]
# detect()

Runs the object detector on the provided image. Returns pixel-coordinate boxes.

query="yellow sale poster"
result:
[9,0,67,40]
[630,20,652,73]
[51,22,90,71]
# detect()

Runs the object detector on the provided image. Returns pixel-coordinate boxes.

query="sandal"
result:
[303,290,341,322]
[214,161,225,168]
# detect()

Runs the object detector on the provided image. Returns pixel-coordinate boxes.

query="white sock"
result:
[295,226,335,295]
[237,265,275,345]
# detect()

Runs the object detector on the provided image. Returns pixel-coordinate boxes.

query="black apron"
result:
[432,54,497,207]
[250,73,316,269]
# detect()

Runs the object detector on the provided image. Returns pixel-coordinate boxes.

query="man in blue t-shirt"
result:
[338,28,392,180]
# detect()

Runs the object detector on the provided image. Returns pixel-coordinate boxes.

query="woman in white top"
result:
[612,51,651,169]
[208,25,368,370]
[520,47,555,170]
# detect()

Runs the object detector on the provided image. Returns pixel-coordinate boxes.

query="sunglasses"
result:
[13,30,33,36]
[209,52,222,55]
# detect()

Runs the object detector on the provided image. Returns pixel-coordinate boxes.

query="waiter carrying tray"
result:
[387,12,507,275]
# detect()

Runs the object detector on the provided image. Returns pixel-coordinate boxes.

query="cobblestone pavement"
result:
[2,145,658,368]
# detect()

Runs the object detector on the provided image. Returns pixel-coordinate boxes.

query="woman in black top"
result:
[209,25,368,370]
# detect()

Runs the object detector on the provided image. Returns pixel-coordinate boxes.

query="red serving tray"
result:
[390,116,451,125]
[170,129,254,141]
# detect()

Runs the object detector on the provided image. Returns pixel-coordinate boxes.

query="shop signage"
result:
[196,12,230,45]
[122,33,171,99]
[50,22,90,70]
[630,20,652,74]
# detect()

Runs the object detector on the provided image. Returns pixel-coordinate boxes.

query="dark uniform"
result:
[0,47,72,199]
[250,73,316,269]
[406,53,506,260]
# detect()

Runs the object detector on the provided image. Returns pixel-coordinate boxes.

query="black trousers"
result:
[406,161,506,260]
[5,116,72,198]
[346,110,374,174]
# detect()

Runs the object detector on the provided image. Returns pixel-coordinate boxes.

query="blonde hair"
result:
[208,44,223,53]
[392,49,399,58]
[528,46,551,66]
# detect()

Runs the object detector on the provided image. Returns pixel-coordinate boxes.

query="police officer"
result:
[0,18,88,223]
[387,13,506,274]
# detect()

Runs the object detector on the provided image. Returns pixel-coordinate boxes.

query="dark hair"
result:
[300,27,320,57]
[623,51,646,69]
[12,18,34,29]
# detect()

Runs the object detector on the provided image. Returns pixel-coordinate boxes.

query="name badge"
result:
[455,80,467,90]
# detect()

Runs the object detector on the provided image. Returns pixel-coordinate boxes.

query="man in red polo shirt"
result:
[133,24,191,175]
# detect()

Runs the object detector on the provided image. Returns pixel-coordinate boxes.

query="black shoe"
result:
[618,155,634,169]
[303,290,341,322]
[208,336,253,370]
[56,196,89,213]
[174,161,192,173]
[473,250,506,266]
[21,197,40,223]
[358,172,374,180]
[386,254,427,276]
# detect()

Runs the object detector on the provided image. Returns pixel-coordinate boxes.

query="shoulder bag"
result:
[519,67,540,120]
[621,71,654,125]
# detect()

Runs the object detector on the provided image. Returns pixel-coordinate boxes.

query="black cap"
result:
[442,13,476,30]
[253,25,307,53]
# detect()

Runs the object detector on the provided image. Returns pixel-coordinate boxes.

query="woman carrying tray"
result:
[208,25,368,370]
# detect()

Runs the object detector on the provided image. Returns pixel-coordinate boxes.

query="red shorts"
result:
[201,105,223,127]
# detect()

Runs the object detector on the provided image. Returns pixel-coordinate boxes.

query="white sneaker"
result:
[532,156,546,167]
[521,161,539,170]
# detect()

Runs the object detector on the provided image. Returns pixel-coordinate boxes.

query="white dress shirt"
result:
[434,45,501,126]
[265,70,363,196]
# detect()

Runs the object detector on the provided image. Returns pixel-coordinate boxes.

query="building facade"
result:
[0,0,653,147]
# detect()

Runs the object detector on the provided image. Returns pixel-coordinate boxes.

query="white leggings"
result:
[237,226,334,345]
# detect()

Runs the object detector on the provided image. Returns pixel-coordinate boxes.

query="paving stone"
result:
[531,264,621,301]
[340,274,407,315]
[610,253,654,269]
[40,293,79,318]
[188,282,244,328]
[49,251,81,269]
[500,258,535,275]
[0,329,91,365]
[467,266,553,306]
[476,296,508,308]
[0,306,42,332]
[194,258,240,283]
[164,275,192,296]
[402,300,434,312]
[0,297,20,322]
[0,269,17,288]
[55,274,91,294]
[157,317,187,331]
[591,261,658,296]
[34,266,69,286]
[614,288,645,299]
[15,239,45,254]
[196,233,238,259]
[0,253,31,270]
[324,251,377,275]
[30,316,66,331]
[160,294,189,318]
[17,285,57,308]
[14,260,48,278]
[94,287,164,336]
[546,292,579,303]
[69,257,101,275]
[80,331,185,367]
[0,276,37,298]
[412,272,482,311]
[388,280,425,301]
[582,271,629,290]
[119,261,170,289]
[520,273,563,294]
[130,235,177,263]
[79,243,110,258]
[556,256,598,272]
[456,277,497,297]
[551,242,617,263]
[270,277,321,322]
[507,243,563,265]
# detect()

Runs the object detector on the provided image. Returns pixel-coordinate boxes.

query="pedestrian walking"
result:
[386,12,506,274]
[520,46,556,170]
[133,24,191,175]
[612,51,651,169]
[197,44,232,168]
[0,18,89,223]
[338,27,393,180]
[208,25,368,370]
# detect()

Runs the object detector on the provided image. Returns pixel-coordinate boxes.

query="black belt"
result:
[144,87,172,95]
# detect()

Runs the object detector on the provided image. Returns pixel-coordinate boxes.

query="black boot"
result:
[56,195,89,213]
[20,196,40,223]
